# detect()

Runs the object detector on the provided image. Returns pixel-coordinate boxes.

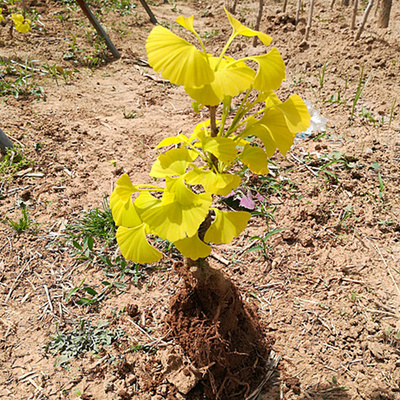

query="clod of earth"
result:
[168,260,270,399]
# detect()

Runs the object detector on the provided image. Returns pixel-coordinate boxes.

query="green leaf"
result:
[371,161,381,171]
[86,236,94,251]
[72,240,83,251]
[83,287,97,296]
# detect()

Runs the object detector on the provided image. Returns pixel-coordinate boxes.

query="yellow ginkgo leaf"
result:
[116,225,162,264]
[201,135,238,164]
[248,48,286,92]
[244,108,296,157]
[204,209,251,244]
[0,9,4,23]
[155,134,192,149]
[150,148,198,178]
[273,94,311,133]
[176,15,197,36]
[239,145,269,175]
[185,166,241,196]
[110,190,142,228]
[185,57,255,106]
[135,180,212,242]
[225,7,272,46]
[174,233,212,260]
[115,174,137,204]
[146,26,214,88]
[11,14,31,33]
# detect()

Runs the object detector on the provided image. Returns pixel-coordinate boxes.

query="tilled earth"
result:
[1,0,400,399]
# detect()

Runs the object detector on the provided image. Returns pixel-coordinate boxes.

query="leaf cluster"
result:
[110,10,310,264]
[44,319,124,367]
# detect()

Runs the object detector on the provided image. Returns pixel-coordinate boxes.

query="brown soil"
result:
[170,261,270,399]
[1,0,400,399]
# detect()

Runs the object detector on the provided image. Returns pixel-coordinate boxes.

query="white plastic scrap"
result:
[296,100,327,140]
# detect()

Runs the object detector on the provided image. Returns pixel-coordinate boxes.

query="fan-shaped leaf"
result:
[239,145,269,174]
[185,166,241,195]
[204,209,251,244]
[174,233,212,260]
[150,148,198,178]
[116,225,162,264]
[110,190,142,228]
[248,48,286,92]
[146,26,214,88]
[225,8,272,46]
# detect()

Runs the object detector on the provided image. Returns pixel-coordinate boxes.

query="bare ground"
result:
[1,0,400,399]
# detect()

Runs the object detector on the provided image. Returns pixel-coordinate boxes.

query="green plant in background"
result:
[0,145,33,178]
[44,319,124,367]
[65,198,117,248]
[317,59,330,90]
[351,65,372,119]
[64,199,146,282]
[4,205,40,234]
[0,58,45,99]
[110,9,310,264]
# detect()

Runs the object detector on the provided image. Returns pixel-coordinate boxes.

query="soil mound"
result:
[168,261,270,399]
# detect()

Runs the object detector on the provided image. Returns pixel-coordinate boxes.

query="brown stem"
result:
[209,106,218,137]
[208,106,219,168]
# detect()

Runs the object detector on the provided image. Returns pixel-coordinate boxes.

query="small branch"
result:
[351,0,359,30]
[44,285,53,313]
[75,0,120,59]
[209,106,218,137]
[355,0,374,41]
[296,0,302,24]
[305,0,315,41]
[253,0,263,47]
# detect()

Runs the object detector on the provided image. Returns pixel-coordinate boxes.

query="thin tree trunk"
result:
[282,0,288,13]
[378,0,392,28]
[330,0,336,8]
[225,0,238,14]
[304,0,315,41]
[375,0,381,16]
[296,0,302,24]
[351,0,358,29]
[343,0,350,6]
[75,0,121,58]
[253,0,264,47]
[355,0,374,41]
[0,128,13,153]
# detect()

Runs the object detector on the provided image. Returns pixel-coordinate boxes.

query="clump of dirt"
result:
[168,261,270,399]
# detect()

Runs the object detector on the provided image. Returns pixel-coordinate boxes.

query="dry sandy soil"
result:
[1,0,400,399]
